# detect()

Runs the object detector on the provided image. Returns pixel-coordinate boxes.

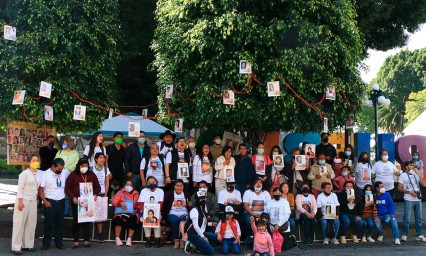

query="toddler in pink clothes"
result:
[248,216,274,256]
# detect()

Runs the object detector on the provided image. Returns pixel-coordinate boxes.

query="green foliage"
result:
[153,0,365,134]
[405,89,426,125]
[356,104,374,133]
[0,0,121,133]
[372,49,426,133]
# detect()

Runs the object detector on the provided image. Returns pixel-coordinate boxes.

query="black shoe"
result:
[12,251,23,255]
[98,233,104,243]
[40,245,49,251]
[55,244,66,250]
[22,248,37,252]
[154,239,162,248]
[145,238,152,248]
[83,243,91,248]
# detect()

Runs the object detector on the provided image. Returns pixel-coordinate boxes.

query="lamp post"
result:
[364,83,391,160]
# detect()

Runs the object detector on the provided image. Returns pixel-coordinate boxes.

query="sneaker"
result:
[331,239,339,245]
[340,236,347,244]
[323,238,329,245]
[184,241,192,254]
[98,233,104,243]
[416,235,426,242]
[377,236,383,242]
[126,238,132,247]
[361,236,366,242]
[367,236,375,242]
[395,238,401,245]
[351,235,359,243]
[115,237,123,246]
[401,235,407,242]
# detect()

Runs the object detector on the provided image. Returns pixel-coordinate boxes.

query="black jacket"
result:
[168,148,191,181]
[124,141,150,174]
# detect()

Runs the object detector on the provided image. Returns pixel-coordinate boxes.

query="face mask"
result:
[341,172,348,177]
[257,148,264,154]
[62,144,69,150]
[30,162,40,169]
[365,191,372,195]
[360,157,368,163]
[48,142,55,148]
[125,185,133,193]
[226,214,233,220]
[413,156,419,160]
[273,195,281,201]
[334,158,342,164]
[318,160,326,165]
[381,155,388,161]
[409,170,415,175]
[379,187,385,194]
[80,167,88,174]
[322,137,329,143]
[199,188,208,193]
[138,137,146,144]
[254,187,262,192]
[273,152,279,155]
[55,169,62,175]
[345,151,351,156]
[214,139,221,145]
[302,187,310,194]
[148,184,157,189]
[189,142,195,148]
[115,138,123,145]
[226,186,235,192]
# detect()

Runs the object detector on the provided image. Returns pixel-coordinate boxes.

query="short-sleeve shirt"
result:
[83,145,106,167]
[138,188,165,204]
[93,165,111,194]
[41,169,70,200]
[218,189,242,205]
[316,192,340,216]
[166,151,188,183]
[243,190,271,215]
[354,162,372,189]
[169,191,188,217]
[398,172,421,201]
[141,156,164,187]
[372,161,399,191]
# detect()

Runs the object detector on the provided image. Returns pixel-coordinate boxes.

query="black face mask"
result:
[273,195,281,201]
[227,186,235,192]
[55,170,62,175]
[302,187,310,194]
[360,158,368,163]
[322,137,329,143]
[48,142,55,148]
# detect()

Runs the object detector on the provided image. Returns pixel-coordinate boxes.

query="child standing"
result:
[249,216,274,256]
[361,184,382,242]
[215,206,241,255]
[333,166,356,192]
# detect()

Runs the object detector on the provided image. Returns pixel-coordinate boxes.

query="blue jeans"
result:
[167,214,187,239]
[64,195,71,216]
[340,213,364,237]
[364,218,383,237]
[289,218,296,234]
[244,213,254,238]
[188,230,216,255]
[378,214,399,238]
[402,200,423,236]
[221,238,241,255]
[252,252,270,256]
[42,199,65,247]
[321,219,340,239]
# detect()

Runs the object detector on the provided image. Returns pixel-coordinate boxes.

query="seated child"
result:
[215,206,241,255]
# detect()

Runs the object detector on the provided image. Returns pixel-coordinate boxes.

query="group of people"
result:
[10,130,425,255]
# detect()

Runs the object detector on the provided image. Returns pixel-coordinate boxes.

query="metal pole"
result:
[373,95,379,161]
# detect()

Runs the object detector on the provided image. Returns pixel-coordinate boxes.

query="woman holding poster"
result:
[251,143,273,191]
[65,158,101,249]
[214,146,236,197]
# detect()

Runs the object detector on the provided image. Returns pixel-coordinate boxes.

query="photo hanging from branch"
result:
[223,90,235,105]
[73,105,86,121]
[174,118,183,133]
[325,85,336,100]
[165,85,173,99]
[128,122,140,137]
[3,25,16,41]
[141,109,148,119]
[239,60,252,74]
[267,81,280,97]
[39,81,52,99]
[44,106,53,121]
[12,90,26,105]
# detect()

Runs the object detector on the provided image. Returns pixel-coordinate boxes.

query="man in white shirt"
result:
[398,160,426,242]
[38,158,70,250]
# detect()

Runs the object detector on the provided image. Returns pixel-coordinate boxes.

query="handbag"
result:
[278,221,289,233]
[114,191,134,214]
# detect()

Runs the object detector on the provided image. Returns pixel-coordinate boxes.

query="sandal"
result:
[72,243,79,249]
[83,242,91,248]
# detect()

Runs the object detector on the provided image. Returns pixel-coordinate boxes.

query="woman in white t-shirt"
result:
[137,176,164,248]
[140,144,165,188]
[295,183,317,244]
[192,143,214,188]
[354,152,372,195]
[372,150,401,196]
[83,132,107,167]
[316,182,340,245]
[93,152,111,242]
[214,146,235,197]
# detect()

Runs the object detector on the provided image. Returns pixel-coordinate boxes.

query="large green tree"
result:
[372,49,426,133]
[405,89,426,125]
[153,0,364,136]
[0,0,120,132]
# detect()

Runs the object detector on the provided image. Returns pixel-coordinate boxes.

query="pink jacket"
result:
[250,221,274,256]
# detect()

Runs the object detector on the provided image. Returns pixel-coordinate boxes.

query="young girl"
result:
[215,206,241,255]
[250,216,275,256]
[93,153,111,243]
[333,166,356,192]
[361,184,382,242]
[83,132,107,167]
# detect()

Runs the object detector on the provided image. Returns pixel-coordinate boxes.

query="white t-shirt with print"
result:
[166,151,188,183]
[218,189,242,205]
[138,188,165,203]
[83,145,107,167]
[372,161,399,191]
[169,191,188,217]
[243,190,271,215]
[316,192,340,216]
[93,165,111,194]
[157,141,174,157]
[398,172,421,202]
[41,169,70,200]
[192,155,213,183]
[354,162,372,189]
[141,156,165,187]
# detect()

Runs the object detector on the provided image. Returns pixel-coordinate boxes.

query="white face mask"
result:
[214,139,221,145]
[189,142,196,148]
[254,187,262,192]
[379,187,385,194]
[80,167,88,174]
[409,169,415,175]
[272,152,279,155]
[382,155,389,161]
[125,185,133,193]
[199,188,207,193]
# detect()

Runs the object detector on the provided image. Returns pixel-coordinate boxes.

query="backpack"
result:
[281,232,297,251]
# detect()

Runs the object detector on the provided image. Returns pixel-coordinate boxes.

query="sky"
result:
[360,24,426,83]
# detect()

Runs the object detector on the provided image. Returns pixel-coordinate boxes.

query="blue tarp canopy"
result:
[99,112,168,137]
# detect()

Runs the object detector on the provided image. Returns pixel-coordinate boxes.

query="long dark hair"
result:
[197,143,214,165]
[269,145,282,160]
[87,132,104,160]
[344,144,355,161]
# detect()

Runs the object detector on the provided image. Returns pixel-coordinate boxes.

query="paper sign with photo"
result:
[95,196,108,222]
[304,144,316,159]
[78,196,96,223]
[39,81,52,98]
[273,154,284,168]
[344,159,352,167]
[178,162,189,178]
[255,159,265,175]
[142,203,161,228]
[239,60,252,74]
[141,109,148,119]
[325,85,336,100]
[267,81,280,97]
[12,90,26,105]
[251,200,265,212]
[201,159,211,175]
[223,90,235,105]
[221,132,243,155]
[128,122,140,137]
[165,85,173,99]
[323,117,328,132]
[346,115,355,128]
[79,182,94,197]
[365,194,374,206]
[347,189,355,200]
[319,166,327,176]
[295,155,306,170]
[324,204,336,219]
[44,106,53,121]
[174,118,183,133]
[4,25,16,41]
[108,108,113,119]
[73,105,86,121]
[223,167,234,181]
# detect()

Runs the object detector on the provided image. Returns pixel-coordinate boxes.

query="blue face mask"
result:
[318,160,326,165]
[365,191,372,195]
[341,172,348,177]
[413,156,419,160]
[257,148,265,154]
[62,144,69,150]
[345,151,351,156]
[148,183,157,190]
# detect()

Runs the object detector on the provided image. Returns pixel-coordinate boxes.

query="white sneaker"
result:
[340,236,347,244]
[126,238,132,247]
[352,235,359,243]
[367,236,375,242]
[395,238,401,245]
[377,236,383,242]
[115,237,123,246]
[361,236,366,242]
[323,238,329,245]
[331,238,339,245]
[401,235,407,242]
[416,235,426,242]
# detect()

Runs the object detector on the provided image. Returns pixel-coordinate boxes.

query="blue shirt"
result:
[375,192,395,216]
[139,146,144,158]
